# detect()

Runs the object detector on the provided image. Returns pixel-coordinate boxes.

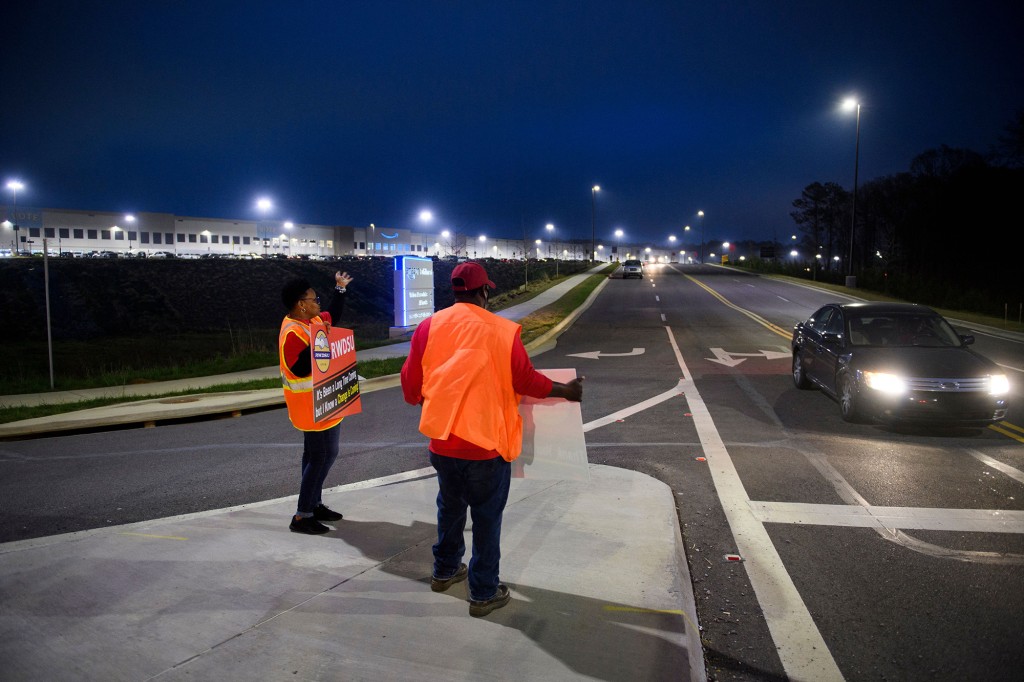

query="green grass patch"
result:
[518,266,615,345]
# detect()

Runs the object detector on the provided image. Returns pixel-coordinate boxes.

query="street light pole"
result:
[843,98,862,284]
[591,185,600,261]
[125,214,135,256]
[546,223,558,276]
[6,180,24,255]
[698,211,705,264]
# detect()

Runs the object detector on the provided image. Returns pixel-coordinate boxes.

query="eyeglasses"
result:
[300,296,320,305]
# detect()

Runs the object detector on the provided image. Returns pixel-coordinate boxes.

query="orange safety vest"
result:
[418,303,523,462]
[279,315,344,432]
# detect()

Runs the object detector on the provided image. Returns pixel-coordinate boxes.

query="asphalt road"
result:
[3,263,1023,681]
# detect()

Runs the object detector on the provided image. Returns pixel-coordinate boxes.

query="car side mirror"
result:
[821,332,844,346]
[959,334,975,346]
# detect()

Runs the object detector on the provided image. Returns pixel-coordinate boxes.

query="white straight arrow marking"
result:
[567,347,645,360]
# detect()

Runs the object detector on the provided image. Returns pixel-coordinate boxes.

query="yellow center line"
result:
[684,274,792,339]
[989,424,1024,443]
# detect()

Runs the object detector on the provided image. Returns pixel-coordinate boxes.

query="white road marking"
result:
[706,347,790,367]
[968,449,1024,485]
[803,449,1024,565]
[777,295,790,302]
[994,361,1024,374]
[582,380,686,432]
[661,313,666,322]
[663,325,844,681]
[567,347,646,360]
[749,501,1024,533]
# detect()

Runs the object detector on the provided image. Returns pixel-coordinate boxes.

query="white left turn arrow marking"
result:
[567,347,646,360]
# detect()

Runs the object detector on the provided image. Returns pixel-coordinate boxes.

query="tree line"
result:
[786,109,1024,316]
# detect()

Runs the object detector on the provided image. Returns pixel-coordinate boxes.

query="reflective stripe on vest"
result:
[278,315,341,432]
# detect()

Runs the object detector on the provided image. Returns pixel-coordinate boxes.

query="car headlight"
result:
[990,374,1010,396]
[862,371,906,395]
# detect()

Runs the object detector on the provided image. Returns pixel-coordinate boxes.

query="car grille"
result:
[905,377,991,392]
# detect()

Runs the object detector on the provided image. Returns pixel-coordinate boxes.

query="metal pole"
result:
[699,212,705,264]
[43,239,55,388]
[590,189,596,262]
[848,103,861,279]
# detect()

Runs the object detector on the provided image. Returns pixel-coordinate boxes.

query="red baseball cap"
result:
[451,261,496,292]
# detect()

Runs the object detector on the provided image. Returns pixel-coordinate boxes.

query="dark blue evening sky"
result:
[3,1,1022,247]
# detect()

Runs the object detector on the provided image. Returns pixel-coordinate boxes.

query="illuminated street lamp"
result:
[441,229,451,257]
[842,96,862,283]
[6,180,24,255]
[698,211,705,263]
[546,223,559,275]
[591,185,600,261]
[125,214,136,255]
[614,228,623,262]
[255,197,273,256]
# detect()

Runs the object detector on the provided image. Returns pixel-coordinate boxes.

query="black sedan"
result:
[791,302,1010,425]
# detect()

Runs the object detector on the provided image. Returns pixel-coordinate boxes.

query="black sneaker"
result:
[430,563,468,592]
[313,504,343,522]
[469,584,510,617]
[289,516,330,535]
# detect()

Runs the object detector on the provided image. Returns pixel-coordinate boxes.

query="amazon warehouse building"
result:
[1,206,601,261]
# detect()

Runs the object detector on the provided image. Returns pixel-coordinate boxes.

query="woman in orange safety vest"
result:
[279,270,353,535]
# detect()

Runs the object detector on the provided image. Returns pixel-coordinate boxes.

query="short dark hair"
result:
[282,278,312,310]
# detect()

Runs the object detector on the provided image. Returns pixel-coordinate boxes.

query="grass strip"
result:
[0,357,406,425]
[761,273,1024,333]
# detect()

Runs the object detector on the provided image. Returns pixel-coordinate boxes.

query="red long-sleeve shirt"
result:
[401,313,553,459]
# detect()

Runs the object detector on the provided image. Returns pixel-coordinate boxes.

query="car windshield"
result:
[846,312,962,347]
[624,260,641,266]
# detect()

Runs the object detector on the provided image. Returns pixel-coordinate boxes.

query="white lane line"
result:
[664,325,843,681]
[994,361,1024,374]
[776,295,791,302]
[582,380,686,432]
[968,449,1024,485]
[749,501,1024,533]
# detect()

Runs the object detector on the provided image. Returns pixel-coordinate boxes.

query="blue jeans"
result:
[429,451,511,602]
[296,423,341,517]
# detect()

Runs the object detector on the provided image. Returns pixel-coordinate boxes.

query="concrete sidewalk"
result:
[0,465,704,681]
